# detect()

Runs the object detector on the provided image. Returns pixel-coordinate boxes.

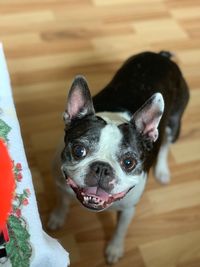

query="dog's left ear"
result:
[63,75,95,124]
[131,93,164,142]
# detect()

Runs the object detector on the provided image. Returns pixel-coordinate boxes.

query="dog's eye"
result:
[72,145,87,159]
[121,157,136,172]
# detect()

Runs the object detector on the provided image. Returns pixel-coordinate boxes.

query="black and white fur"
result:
[48,51,189,264]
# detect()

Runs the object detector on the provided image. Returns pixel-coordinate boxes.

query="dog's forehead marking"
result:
[98,124,123,159]
[95,112,132,162]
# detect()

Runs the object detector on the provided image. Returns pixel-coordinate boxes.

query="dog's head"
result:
[61,76,164,211]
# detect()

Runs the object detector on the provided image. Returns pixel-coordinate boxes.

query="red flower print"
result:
[15,209,21,217]
[17,172,22,182]
[16,163,22,171]
[22,198,29,206]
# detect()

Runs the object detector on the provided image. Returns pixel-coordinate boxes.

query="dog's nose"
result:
[91,161,113,179]
[87,161,115,193]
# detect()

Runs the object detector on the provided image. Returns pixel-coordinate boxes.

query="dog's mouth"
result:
[66,177,134,211]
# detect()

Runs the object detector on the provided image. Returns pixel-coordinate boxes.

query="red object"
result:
[2,225,9,242]
[0,139,15,230]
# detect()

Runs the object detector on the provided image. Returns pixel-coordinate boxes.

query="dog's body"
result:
[48,51,189,264]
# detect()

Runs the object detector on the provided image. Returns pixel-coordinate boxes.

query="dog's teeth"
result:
[83,196,89,203]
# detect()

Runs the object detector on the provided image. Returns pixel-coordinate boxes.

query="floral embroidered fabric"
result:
[0,118,32,267]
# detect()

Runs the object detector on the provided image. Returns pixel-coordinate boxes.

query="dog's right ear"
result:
[63,75,95,124]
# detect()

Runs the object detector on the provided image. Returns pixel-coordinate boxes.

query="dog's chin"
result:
[66,177,134,211]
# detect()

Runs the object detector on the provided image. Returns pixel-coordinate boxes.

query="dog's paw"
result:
[105,241,124,264]
[154,165,171,185]
[47,209,66,230]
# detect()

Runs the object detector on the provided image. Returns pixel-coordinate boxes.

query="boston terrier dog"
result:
[48,51,189,264]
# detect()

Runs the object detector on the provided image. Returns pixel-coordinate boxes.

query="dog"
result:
[48,51,189,264]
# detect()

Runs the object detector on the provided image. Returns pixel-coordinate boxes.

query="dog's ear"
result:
[63,75,95,124]
[131,93,164,142]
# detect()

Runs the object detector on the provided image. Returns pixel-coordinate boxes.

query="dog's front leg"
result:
[47,187,71,231]
[105,207,135,264]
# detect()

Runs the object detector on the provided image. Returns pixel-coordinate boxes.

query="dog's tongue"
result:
[83,187,110,200]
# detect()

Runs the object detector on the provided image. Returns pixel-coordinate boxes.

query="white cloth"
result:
[0,43,70,267]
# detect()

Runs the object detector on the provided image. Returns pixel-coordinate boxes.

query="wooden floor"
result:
[1,0,200,266]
